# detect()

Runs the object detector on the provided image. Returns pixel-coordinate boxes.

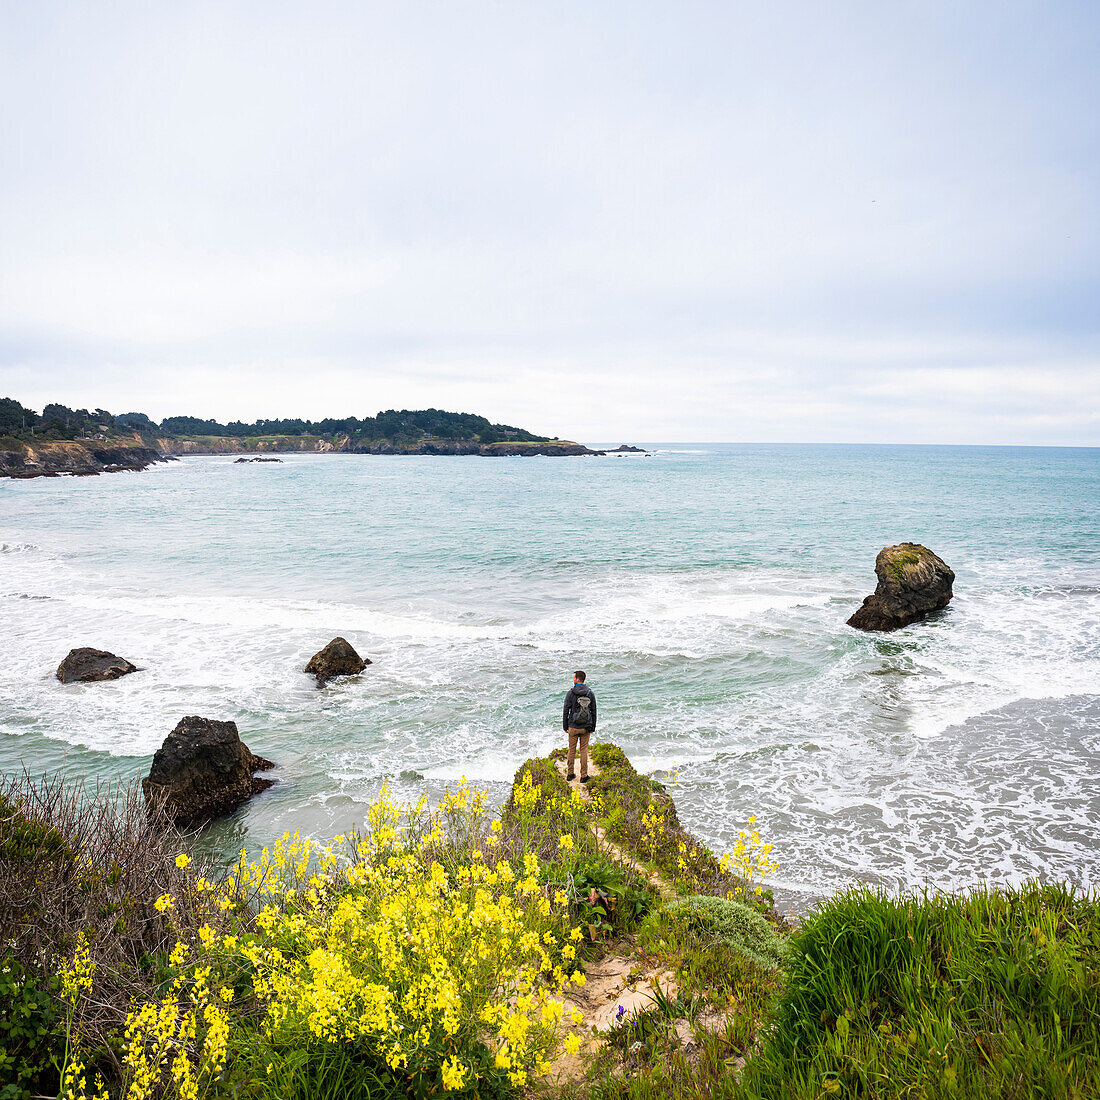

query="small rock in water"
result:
[304,637,370,684]
[847,543,955,632]
[142,716,275,825]
[56,647,137,683]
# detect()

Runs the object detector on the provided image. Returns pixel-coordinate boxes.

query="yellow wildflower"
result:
[58,931,95,1005]
[441,1055,467,1090]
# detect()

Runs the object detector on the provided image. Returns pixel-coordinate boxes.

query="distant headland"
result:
[0,397,625,478]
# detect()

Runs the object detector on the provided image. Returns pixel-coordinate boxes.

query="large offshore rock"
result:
[56,647,137,683]
[142,716,275,825]
[847,543,955,632]
[304,637,370,684]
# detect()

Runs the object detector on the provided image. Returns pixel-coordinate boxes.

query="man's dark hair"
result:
[573,670,586,682]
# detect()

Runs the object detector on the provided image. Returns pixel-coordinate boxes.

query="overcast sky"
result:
[1,1,1098,444]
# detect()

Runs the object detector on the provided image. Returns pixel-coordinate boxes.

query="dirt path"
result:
[548,760,688,1086]
[556,759,676,902]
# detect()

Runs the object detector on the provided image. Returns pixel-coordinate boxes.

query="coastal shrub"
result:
[585,744,719,893]
[504,759,600,867]
[635,895,785,1028]
[503,755,572,824]
[504,761,655,955]
[735,881,1100,1099]
[0,956,61,1100]
[0,772,219,1062]
[53,781,589,1099]
[647,896,782,972]
[0,792,74,864]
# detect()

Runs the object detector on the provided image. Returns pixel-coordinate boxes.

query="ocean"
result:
[2,444,1098,907]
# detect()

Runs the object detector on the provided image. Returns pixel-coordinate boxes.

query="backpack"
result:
[572,693,593,729]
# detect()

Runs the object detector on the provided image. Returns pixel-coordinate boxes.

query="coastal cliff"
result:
[0,434,601,478]
[1,397,604,477]
[0,438,168,479]
[157,435,601,457]
[155,434,346,455]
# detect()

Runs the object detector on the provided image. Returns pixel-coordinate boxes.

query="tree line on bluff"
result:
[0,397,553,445]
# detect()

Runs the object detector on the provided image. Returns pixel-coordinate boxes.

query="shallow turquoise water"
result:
[2,444,1098,902]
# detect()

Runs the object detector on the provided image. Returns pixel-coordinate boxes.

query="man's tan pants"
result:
[566,727,590,779]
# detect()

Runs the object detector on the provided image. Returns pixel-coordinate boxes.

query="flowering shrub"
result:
[718,815,779,902]
[42,743,782,1098]
[506,761,656,942]
[114,782,585,1098]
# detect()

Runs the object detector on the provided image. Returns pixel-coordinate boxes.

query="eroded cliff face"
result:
[1,435,603,475]
[156,435,352,455]
[157,436,602,457]
[0,440,168,479]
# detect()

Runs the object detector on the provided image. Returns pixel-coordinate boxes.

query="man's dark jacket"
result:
[563,684,597,732]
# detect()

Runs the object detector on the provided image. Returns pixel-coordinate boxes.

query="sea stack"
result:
[847,543,955,632]
[142,716,275,826]
[304,637,370,684]
[56,647,137,683]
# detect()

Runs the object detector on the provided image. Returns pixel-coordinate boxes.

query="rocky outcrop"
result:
[477,442,603,457]
[610,444,648,453]
[142,716,275,825]
[153,436,603,458]
[304,637,370,684]
[234,456,283,463]
[847,543,955,632]
[353,440,602,456]
[1,442,168,479]
[56,648,138,683]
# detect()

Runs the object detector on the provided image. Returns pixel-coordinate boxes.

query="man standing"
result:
[563,670,597,783]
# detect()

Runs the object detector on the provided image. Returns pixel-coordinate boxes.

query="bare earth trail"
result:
[549,760,741,1086]
[555,759,676,903]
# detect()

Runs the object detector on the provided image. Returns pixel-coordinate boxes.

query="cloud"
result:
[1,0,1097,443]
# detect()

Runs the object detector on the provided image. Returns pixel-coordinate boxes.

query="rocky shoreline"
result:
[162,436,605,457]
[1,437,609,478]
[0,440,169,479]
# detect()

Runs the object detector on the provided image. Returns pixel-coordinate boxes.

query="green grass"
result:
[580,882,1100,1100]
[736,881,1100,1099]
